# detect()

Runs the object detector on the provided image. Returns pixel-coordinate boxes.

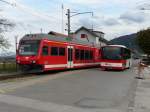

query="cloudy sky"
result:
[1,0,150,52]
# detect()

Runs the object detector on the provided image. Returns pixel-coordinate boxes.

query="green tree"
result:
[0,19,14,50]
[137,28,150,56]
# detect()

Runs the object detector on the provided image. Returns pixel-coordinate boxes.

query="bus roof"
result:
[103,45,127,48]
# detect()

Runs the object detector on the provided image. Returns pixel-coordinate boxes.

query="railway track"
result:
[0,72,38,81]
[0,70,73,81]
[0,67,98,82]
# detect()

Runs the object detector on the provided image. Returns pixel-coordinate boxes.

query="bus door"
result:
[67,46,73,68]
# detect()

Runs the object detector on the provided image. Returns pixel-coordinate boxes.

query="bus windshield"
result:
[102,47,122,60]
[19,40,40,56]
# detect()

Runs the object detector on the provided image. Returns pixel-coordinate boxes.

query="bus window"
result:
[102,47,122,60]
[122,49,131,59]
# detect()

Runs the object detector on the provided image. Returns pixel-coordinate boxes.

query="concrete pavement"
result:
[133,67,150,112]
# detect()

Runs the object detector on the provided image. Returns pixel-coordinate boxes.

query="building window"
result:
[51,47,58,56]
[59,47,65,56]
[81,34,88,38]
[42,46,48,56]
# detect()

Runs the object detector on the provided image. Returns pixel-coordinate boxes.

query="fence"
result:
[0,60,17,73]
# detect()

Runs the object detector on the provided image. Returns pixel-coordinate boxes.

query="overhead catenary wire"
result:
[0,0,63,24]
[61,3,64,33]
[0,0,69,34]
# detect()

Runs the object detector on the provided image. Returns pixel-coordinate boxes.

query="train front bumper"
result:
[18,64,43,73]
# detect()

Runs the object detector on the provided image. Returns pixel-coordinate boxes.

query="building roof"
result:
[74,26,108,43]
[92,30,105,34]
[48,31,68,37]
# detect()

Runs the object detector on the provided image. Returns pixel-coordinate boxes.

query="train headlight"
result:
[17,60,20,63]
[32,60,36,64]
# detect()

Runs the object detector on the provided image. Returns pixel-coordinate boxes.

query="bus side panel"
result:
[125,59,132,68]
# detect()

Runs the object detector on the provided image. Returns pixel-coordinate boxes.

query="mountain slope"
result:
[109,33,142,54]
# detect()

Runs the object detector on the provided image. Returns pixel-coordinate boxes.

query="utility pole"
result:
[15,35,18,54]
[61,3,64,33]
[40,28,43,33]
[66,9,93,37]
[67,9,71,36]
[15,35,18,71]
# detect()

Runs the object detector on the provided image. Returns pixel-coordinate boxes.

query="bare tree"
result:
[0,18,15,50]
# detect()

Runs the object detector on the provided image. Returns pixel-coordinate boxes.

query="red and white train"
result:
[16,33,101,73]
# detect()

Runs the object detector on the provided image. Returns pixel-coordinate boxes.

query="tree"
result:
[0,19,14,50]
[137,28,150,56]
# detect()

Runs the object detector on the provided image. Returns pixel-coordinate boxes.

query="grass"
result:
[0,62,17,73]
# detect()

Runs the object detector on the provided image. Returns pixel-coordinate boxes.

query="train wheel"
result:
[100,67,106,71]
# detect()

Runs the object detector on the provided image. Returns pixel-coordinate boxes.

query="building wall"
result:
[74,30,95,43]
[74,29,106,47]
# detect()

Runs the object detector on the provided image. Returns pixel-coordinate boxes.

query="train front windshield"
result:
[19,40,40,56]
[102,47,122,60]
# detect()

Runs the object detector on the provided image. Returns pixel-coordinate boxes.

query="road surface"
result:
[0,63,138,112]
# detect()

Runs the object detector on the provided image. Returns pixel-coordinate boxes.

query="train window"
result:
[75,49,80,60]
[89,51,93,60]
[80,50,85,60]
[42,46,49,56]
[59,47,65,56]
[99,49,101,59]
[85,50,89,60]
[51,47,58,56]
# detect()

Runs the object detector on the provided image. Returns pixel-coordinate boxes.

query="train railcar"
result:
[16,33,101,73]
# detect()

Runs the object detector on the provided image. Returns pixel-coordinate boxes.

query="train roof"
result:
[20,33,95,47]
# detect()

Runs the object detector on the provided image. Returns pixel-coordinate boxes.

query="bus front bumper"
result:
[100,62,125,70]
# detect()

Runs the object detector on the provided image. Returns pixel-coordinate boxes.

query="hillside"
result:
[0,52,16,62]
[109,33,142,54]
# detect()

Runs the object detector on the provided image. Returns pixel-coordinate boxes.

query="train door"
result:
[67,46,73,68]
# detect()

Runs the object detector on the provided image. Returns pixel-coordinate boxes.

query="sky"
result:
[1,0,150,52]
